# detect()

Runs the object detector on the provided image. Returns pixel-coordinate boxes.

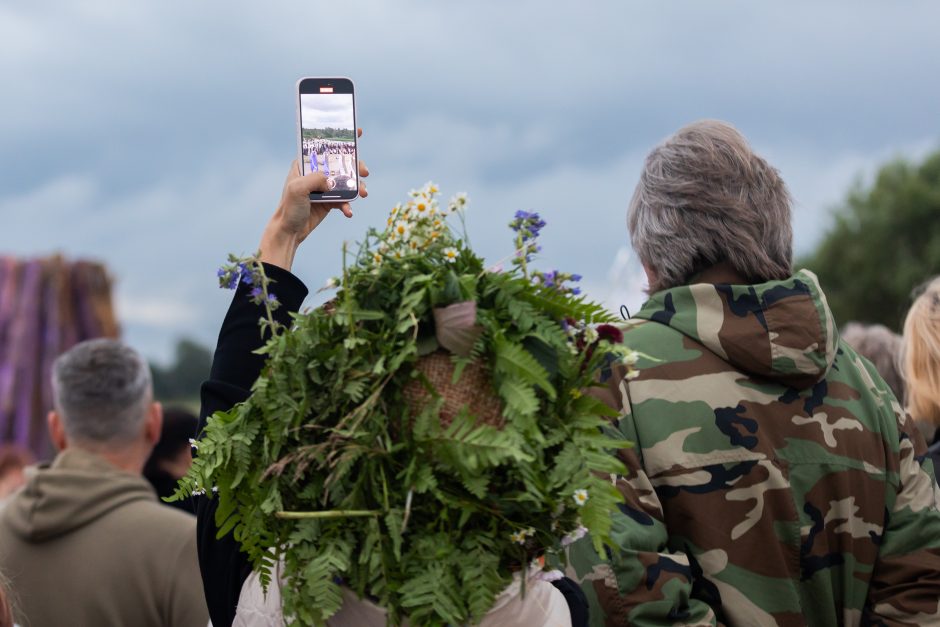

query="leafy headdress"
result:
[179,184,637,625]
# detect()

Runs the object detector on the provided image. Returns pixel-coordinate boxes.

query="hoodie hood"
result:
[634,269,838,390]
[2,448,156,543]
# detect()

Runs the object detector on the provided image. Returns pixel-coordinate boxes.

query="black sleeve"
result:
[195,263,308,627]
[551,577,590,627]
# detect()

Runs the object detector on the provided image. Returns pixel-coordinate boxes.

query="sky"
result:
[2,1,939,363]
[301,94,355,131]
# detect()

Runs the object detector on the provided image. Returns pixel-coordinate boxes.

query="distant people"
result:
[569,120,940,625]
[143,407,198,515]
[841,322,906,401]
[0,446,33,505]
[902,277,940,473]
[0,339,209,627]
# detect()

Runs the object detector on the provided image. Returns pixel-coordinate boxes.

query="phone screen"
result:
[298,78,358,200]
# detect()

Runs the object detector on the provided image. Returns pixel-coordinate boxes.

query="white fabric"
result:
[233,563,572,627]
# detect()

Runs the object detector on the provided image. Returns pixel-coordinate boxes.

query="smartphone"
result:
[296,77,359,202]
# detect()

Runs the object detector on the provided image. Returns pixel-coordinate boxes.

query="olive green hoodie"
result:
[0,449,208,627]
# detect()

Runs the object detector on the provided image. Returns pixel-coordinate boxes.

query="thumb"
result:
[289,172,330,196]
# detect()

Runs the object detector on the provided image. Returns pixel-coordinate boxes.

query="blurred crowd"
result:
[0,120,939,627]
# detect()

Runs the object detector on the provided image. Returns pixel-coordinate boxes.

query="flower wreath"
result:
[178,184,638,626]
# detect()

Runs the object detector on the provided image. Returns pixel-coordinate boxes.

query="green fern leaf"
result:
[498,378,539,418]
[493,338,555,399]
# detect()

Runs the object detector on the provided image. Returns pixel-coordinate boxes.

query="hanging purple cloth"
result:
[309,152,319,173]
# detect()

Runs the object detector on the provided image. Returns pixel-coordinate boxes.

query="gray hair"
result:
[841,322,905,403]
[628,120,793,292]
[52,338,153,444]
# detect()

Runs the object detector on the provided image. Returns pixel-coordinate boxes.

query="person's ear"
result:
[144,401,163,446]
[47,411,68,451]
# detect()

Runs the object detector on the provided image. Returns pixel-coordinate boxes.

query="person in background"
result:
[902,277,940,475]
[144,407,198,514]
[0,446,33,505]
[0,339,209,627]
[569,120,940,626]
[841,322,906,401]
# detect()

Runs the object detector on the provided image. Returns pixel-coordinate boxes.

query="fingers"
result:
[285,159,301,184]
[339,203,353,218]
[359,181,368,199]
[290,172,330,195]
[358,159,369,178]
[357,127,363,138]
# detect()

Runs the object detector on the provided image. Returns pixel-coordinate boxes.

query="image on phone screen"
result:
[299,89,357,194]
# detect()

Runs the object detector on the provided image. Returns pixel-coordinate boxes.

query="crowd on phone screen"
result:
[1,120,940,627]
[302,138,356,177]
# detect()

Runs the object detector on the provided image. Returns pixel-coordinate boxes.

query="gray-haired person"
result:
[840,322,905,403]
[568,120,940,625]
[0,339,209,627]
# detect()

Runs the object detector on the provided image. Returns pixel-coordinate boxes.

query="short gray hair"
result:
[841,322,905,402]
[52,338,153,444]
[628,120,793,292]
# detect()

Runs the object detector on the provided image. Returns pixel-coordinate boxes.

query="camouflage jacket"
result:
[568,270,940,626]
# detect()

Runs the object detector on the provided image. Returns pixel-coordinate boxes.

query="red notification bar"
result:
[320,86,334,93]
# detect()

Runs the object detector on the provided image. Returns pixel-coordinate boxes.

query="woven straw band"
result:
[401,351,505,429]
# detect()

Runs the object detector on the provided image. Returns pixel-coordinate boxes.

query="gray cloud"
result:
[1,0,939,361]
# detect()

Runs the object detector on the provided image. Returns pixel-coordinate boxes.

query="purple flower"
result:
[218,267,239,290]
[238,263,254,285]
[250,287,263,299]
[570,274,582,282]
[570,287,582,295]
[509,211,547,242]
[267,293,278,305]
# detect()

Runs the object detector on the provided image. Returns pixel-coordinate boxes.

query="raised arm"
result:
[196,150,369,627]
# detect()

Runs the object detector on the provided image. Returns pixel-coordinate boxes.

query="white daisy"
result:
[393,220,412,240]
[573,489,589,507]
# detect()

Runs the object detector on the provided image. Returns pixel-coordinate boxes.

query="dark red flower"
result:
[596,324,623,344]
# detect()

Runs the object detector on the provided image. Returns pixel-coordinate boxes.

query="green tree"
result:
[801,150,940,331]
[151,338,213,403]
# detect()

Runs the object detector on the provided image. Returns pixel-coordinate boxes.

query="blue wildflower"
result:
[250,286,263,300]
[509,211,546,242]
[238,263,254,285]
[570,274,582,282]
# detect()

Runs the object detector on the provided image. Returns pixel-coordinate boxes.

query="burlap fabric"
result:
[401,351,505,429]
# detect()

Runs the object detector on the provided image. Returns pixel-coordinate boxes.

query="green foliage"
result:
[302,127,356,141]
[177,185,634,625]
[800,150,940,330]
[151,338,212,403]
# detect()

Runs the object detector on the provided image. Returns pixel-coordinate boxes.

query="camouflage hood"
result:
[634,269,839,390]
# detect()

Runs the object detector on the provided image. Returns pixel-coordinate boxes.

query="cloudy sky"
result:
[301,93,355,131]
[2,1,939,363]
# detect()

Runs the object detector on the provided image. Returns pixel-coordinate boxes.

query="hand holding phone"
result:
[297,77,359,203]
[260,128,369,271]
